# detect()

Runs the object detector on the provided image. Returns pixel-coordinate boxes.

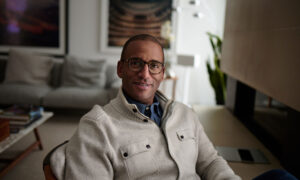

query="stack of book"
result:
[0,105,44,133]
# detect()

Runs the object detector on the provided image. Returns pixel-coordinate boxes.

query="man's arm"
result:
[195,116,240,180]
[64,116,114,180]
[65,117,113,180]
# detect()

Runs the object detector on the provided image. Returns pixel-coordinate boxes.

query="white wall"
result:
[69,0,119,62]
[173,0,227,105]
[69,0,227,105]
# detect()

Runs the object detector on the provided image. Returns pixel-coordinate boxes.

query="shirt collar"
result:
[122,89,160,115]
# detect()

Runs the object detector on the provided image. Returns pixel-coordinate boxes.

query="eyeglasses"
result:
[122,57,164,74]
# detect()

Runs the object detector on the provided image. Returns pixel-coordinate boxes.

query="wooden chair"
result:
[43,141,68,180]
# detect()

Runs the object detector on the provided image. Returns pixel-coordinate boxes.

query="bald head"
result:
[120,34,164,62]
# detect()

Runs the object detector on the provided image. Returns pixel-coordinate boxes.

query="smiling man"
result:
[49,34,240,180]
[118,37,164,105]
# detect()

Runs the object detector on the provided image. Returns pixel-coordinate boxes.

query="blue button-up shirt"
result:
[123,90,163,126]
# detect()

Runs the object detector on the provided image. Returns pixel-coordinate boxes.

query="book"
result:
[0,105,44,122]
[8,111,43,133]
[9,114,42,133]
[9,114,42,125]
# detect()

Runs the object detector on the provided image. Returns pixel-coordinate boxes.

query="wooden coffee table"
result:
[0,112,53,177]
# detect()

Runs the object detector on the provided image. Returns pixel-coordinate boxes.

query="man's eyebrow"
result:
[128,57,142,60]
[128,57,163,64]
[150,59,164,64]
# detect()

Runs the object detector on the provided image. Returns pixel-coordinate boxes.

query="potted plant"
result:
[206,32,226,105]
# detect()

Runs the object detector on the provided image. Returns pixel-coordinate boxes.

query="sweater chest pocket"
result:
[176,129,197,164]
[176,129,196,142]
[120,139,157,179]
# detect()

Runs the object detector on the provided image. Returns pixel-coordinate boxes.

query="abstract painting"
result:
[0,0,66,55]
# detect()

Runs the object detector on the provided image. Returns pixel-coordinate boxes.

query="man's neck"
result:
[122,89,154,105]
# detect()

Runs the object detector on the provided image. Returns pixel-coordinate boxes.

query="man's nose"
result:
[138,64,151,78]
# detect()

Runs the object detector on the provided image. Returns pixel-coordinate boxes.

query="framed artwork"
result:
[0,0,67,55]
[100,0,173,54]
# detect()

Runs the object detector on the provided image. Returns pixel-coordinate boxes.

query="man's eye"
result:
[130,59,143,66]
[150,63,160,69]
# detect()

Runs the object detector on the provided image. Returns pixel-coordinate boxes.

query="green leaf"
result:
[205,32,226,104]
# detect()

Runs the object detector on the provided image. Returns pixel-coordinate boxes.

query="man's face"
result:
[117,40,164,105]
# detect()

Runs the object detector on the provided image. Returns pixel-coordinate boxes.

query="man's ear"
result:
[117,60,123,78]
[161,67,165,78]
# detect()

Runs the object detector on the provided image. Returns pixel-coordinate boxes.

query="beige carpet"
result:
[0,112,82,180]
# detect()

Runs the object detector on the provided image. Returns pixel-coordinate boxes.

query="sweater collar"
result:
[122,89,160,115]
[113,88,171,120]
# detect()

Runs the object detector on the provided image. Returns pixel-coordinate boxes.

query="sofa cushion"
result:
[62,56,107,88]
[4,49,54,85]
[0,83,52,106]
[43,87,110,109]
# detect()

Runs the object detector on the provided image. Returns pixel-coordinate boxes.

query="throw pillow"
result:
[4,49,54,86]
[62,56,107,88]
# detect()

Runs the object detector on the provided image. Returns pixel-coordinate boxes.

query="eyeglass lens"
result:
[127,58,163,74]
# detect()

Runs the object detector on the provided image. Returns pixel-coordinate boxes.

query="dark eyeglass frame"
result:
[121,57,164,74]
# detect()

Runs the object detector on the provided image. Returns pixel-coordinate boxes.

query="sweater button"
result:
[143,119,148,123]
[123,152,128,157]
[180,135,184,139]
[146,144,151,149]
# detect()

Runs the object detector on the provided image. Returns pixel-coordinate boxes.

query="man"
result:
[50,34,240,179]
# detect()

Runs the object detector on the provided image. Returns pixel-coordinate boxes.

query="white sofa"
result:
[0,50,121,109]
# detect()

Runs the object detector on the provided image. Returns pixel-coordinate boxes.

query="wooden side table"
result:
[0,112,53,177]
[161,76,178,99]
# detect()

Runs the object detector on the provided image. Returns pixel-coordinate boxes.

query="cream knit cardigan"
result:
[50,88,240,180]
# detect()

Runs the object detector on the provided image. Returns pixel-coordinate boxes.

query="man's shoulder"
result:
[172,101,194,112]
[81,101,121,123]
[81,105,108,123]
[170,101,199,121]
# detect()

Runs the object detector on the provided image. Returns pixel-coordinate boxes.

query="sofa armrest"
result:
[105,64,121,89]
[44,165,57,180]
[43,140,69,180]
[49,58,64,87]
[109,78,122,89]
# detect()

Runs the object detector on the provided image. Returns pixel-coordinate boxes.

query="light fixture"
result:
[193,12,204,19]
[190,0,201,6]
